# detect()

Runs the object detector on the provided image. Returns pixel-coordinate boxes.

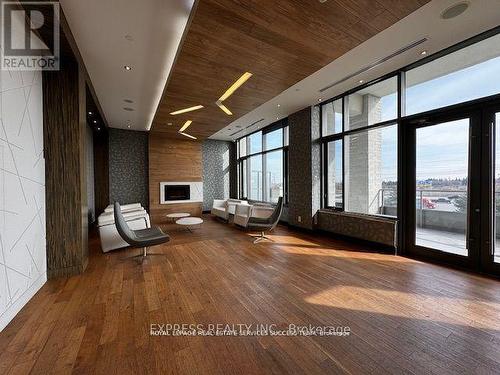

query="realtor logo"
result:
[1,1,59,70]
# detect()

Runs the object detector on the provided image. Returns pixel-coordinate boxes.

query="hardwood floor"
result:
[1,215,500,374]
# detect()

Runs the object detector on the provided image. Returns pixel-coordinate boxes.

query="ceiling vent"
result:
[319,37,428,93]
[229,118,265,137]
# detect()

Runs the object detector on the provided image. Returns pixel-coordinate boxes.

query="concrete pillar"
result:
[345,94,382,214]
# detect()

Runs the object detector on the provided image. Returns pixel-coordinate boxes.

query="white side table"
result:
[175,217,203,232]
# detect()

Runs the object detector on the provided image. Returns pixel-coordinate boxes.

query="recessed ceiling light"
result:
[441,2,469,19]
[167,122,172,126]
[420,50,428,56]
[97,127,101,131]
[123,107,134,111]
[88,111,92,115]
[127,125,131,128]
[318,98,322,102]
[93,120,97,124]
[179,120,193,132]
[169,105,204,115]
[359,79,364,83]
[277,104,281,107]
[124,65,132,71]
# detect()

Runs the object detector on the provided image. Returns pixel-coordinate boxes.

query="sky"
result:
[247,129,284,200]
[377,54,500,181]
[245,48,500,194]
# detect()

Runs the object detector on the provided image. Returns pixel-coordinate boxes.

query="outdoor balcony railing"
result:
[379,188,500,238]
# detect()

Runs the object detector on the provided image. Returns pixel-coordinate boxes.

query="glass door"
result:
[404,111,481,267]
[481,108,500,274]
[494,112,500,264]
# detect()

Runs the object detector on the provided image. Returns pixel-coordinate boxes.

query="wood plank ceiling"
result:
[151,0,430,138]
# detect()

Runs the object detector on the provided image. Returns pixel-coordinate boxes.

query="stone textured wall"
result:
[311,105,322,223]
[202,140,232,211]
[288,106,315,229]
[286,103,395,246]
[317,210,396,247]
[86,125,95,223]
[109,129,149,210]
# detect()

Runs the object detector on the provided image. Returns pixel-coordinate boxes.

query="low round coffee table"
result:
[166,212,190,222]
[175,217,203,232]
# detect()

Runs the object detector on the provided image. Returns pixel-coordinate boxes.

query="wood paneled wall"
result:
[149,132,202,224]
[43,57,88,279]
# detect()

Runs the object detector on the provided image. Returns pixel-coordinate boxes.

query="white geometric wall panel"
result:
[0,68,46,331]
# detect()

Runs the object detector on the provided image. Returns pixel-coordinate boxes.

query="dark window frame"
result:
[320,25,500,220]
[236,119,289,204]
[320,73,399,215]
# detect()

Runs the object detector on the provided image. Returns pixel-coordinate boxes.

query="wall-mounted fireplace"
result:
[165,185,190,201]
[159,182,203,204]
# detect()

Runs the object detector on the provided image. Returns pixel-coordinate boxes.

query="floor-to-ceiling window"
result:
[494,112,500,263]
[321,76,398,217]
[403,31,500,272]
[237,120,288,203]
[319,27,500,274]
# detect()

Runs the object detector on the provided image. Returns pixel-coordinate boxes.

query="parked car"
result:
[433,197,451,203]
[422,198,436,209]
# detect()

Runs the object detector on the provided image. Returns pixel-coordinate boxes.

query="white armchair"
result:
[211,199,250,221]
[234,204,253,227]
[234,203,274,227]
[227,199,248,215]
[211,199,229,220]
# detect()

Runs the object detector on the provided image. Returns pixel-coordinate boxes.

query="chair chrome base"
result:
[253,231,274,244]
[124,246,166,262]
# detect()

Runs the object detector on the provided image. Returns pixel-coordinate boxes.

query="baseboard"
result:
[0,272,47,332]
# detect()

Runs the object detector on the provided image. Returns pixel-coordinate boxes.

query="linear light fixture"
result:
[216,101,233,115]
[218,72,252,102]
[169,105,204,115]
[179,132,197,140]
[179,120,193,132]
